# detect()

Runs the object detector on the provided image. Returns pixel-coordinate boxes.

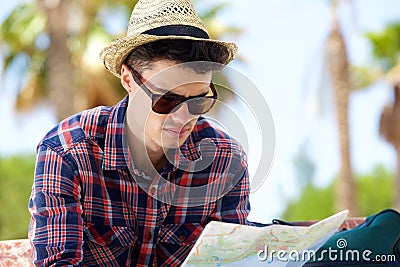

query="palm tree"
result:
[36,0,75,121]
[1,0,129,121]
[325,0,357,215]
[352,21,400,210]
[379,83,400,210]
[1,0,242,122]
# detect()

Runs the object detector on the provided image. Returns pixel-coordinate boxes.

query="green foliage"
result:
[356,165,395,215]
[0,154,35,240]
[282,183,335,221]
[0,2,46,76]
[351,21,400,89]
[282,165,395,221]
[350,65,384,90]
[365,22,400,71]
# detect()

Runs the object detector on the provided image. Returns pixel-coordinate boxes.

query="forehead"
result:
[141,60,212,94]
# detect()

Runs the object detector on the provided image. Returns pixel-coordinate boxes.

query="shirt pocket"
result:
[84,222,138,247]
[157,222,205,246]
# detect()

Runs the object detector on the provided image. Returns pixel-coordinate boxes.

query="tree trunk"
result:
[38,0,75,121]
[326,19,358,216]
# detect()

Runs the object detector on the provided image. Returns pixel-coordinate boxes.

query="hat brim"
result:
[100,34,238,78]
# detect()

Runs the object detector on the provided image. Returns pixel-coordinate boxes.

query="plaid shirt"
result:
[28,96,251,266]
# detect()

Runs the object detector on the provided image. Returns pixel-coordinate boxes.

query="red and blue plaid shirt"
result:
[28,96,251,266]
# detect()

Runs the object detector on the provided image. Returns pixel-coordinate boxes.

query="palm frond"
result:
[350,65,384,89]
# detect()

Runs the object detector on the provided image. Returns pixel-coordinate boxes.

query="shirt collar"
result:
[102,96,131,170]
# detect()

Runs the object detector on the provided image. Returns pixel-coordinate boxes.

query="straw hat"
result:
[100,0,238,78]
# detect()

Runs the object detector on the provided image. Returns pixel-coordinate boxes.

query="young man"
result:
[28,0,251,266]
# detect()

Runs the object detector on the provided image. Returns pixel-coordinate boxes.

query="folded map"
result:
[182,210,349,267]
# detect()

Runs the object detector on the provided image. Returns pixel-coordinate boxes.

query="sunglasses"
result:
[129,66,217,115]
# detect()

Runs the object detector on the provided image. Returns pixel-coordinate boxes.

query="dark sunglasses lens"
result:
[152,95,181,114]
[152,95,216,115]
[187,97,216,115]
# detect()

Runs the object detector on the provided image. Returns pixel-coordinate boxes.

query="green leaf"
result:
[365,22,400,71]
[350,65,384,89]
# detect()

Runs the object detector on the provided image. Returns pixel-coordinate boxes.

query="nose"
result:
[170,102,192,123]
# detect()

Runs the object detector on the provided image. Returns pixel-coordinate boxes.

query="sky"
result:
[1,0,400,223]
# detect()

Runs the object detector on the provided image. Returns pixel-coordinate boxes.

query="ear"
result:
[120,64,136,94]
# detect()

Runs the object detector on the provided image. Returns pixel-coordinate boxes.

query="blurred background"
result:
[1,0,400,240]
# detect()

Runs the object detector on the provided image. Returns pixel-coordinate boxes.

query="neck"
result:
[147,148,168,171]
[124,118,167,176]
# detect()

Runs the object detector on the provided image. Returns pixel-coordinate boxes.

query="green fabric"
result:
[305,209,400,266]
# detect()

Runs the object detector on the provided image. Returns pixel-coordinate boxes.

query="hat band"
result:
[143,25,209,39]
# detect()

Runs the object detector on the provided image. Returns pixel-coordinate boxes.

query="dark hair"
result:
[125,39,229,73]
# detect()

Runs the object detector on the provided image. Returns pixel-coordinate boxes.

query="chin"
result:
[160,139,185,149]
[159,135,189,149]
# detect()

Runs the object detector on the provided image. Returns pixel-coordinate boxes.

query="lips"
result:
[164,126,190,138]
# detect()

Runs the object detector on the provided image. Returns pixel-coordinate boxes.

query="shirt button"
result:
[179,234,186,242]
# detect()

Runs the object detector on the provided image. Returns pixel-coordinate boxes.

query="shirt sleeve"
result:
[28,145,84,266]
[209,154,253,226]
